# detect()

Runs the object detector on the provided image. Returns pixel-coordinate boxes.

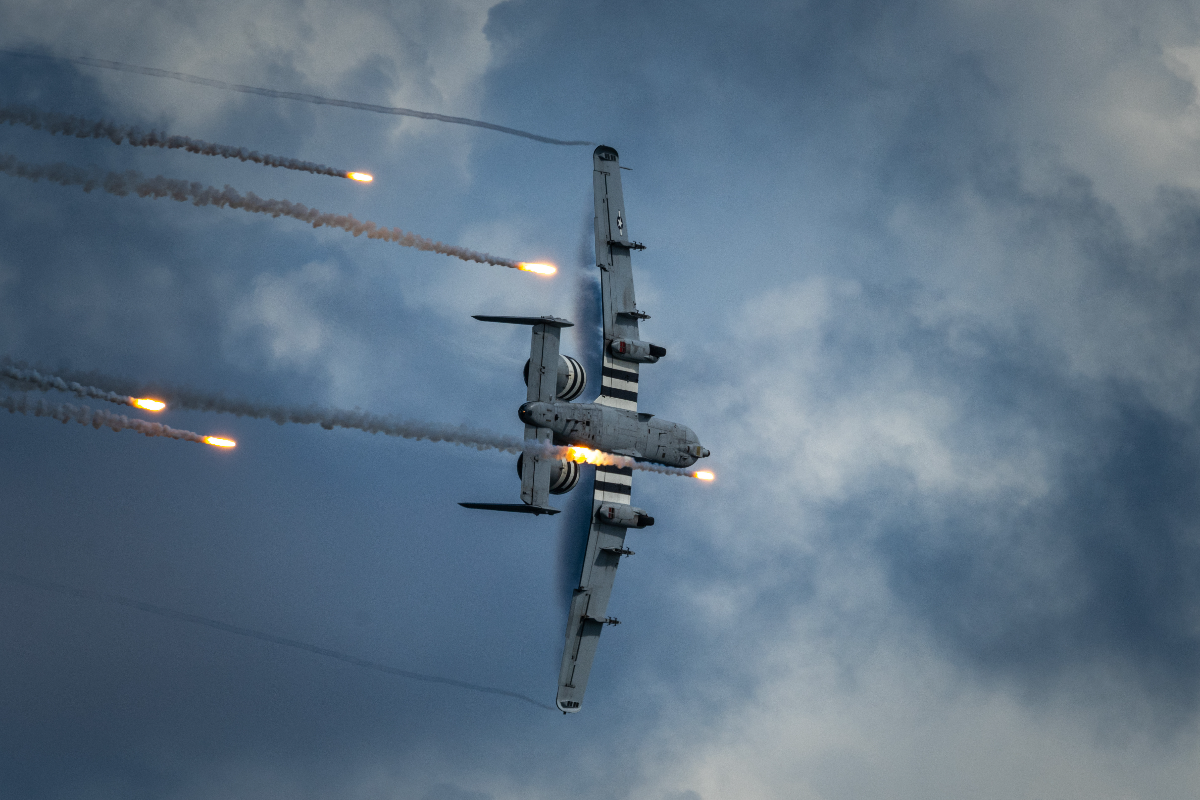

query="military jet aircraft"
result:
[460,145,711,713]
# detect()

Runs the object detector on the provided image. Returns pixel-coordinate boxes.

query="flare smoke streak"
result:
[0,104,353,179]
[0,393,207,444]
[2,363,142,409]
[0,570,554,711]
[4,360,701,476]
[2,49,592,147]
[151,385,698,475]
[164,385,532,453]
[0,153,518,268]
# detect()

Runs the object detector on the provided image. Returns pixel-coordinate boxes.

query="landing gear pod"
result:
[524,354,587,401]
[596,502,654,528]
[516,453,580,495]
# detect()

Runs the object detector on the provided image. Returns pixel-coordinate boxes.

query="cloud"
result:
[228,260,347,366]
[627,626,1200,800]
[0,0,502,136]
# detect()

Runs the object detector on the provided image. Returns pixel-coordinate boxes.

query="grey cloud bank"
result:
[3,0,1200,798]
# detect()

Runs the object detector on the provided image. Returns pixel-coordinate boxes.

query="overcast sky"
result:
[3,1,1200,798]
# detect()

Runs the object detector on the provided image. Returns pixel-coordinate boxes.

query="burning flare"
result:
[1,393,215,445]
[132,397,166,411]
[564,445,714,480]
[347,171,373,183]
[203,436,236,448]
[517,262,556,276]
[565,446,606,465]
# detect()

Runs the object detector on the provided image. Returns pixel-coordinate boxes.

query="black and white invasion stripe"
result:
[594,464,633,503]
[597,354,638,411]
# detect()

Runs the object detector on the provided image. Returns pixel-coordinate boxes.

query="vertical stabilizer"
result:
[470,314,573,512]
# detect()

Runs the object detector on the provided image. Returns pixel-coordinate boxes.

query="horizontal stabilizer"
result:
[472,315,573,328]
[459,502,560,516]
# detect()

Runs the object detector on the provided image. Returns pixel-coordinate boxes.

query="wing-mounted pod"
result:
[610,339,666,364]
[461,314,574,515]
[596,502,654,528]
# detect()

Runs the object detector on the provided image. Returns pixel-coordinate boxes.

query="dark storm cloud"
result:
[874,375,1200,718]
[482,0,946,155]
[659,0,1200,722]
[857,168,1200,716]
[7,0,1200,796]
[723,96,1200,714]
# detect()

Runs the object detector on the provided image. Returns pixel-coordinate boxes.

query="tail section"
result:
[470,315,573,513]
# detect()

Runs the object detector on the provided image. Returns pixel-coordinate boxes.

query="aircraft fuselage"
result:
[518,400,709,468]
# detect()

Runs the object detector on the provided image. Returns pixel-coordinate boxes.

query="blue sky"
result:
[3,1,1200,798]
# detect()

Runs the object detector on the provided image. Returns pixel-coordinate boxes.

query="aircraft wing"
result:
[592,145,641,414]
[556,146,644,712]
[555,463,634,712]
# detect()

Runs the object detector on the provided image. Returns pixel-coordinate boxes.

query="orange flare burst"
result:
[517,262,556,276]
[204,436,237,448]
[132,397,166,412]
[347,172,374,183]
[694,471,715,481]
[565,446,606,465]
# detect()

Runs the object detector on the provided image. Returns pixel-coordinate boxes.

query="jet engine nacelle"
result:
[610,339,666,364]
[524,354,587,402]
[516,453,580,495]
[596,502,655,528]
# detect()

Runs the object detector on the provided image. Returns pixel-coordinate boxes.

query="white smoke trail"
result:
[0,393,209,444]
[4,360,702,476]
[165,387,531,452]
[1,49,593,147]
[1,363,144,409]
[155,388,699,475]
[0,104,354,179]
[0,154,521,268]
